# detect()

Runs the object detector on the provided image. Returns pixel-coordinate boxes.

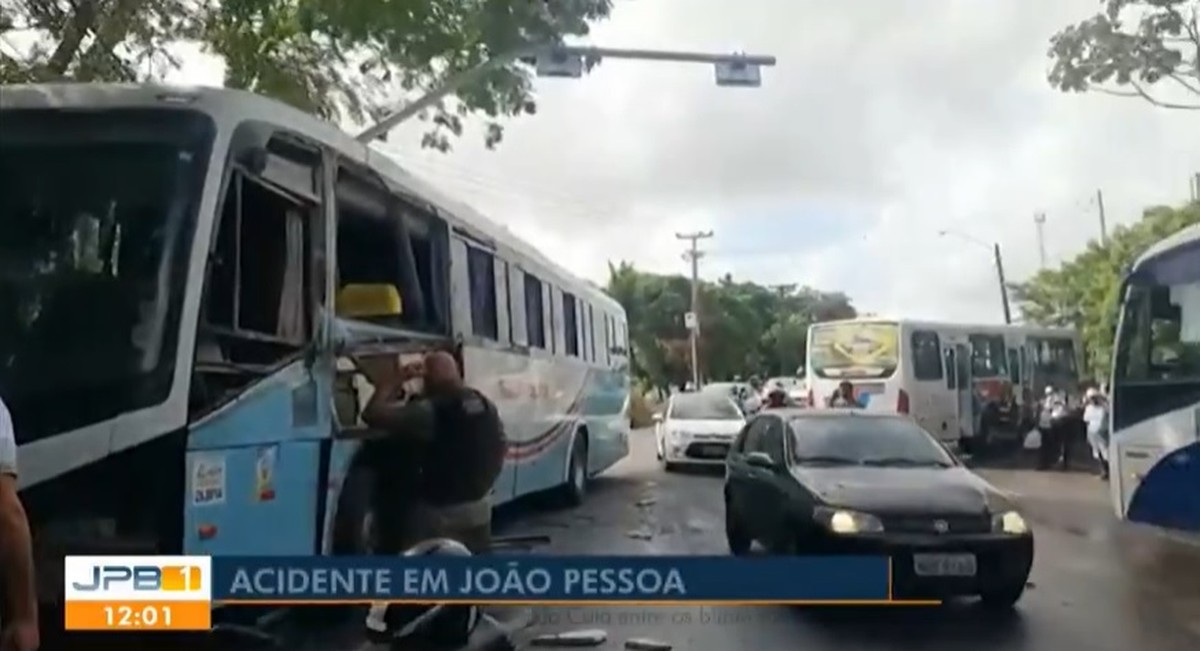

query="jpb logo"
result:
[72,565,202,592]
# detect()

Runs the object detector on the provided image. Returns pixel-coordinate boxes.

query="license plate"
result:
[701,444,728,456]
[913,553,977,577]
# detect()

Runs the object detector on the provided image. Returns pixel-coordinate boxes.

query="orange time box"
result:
[65,600,211,631]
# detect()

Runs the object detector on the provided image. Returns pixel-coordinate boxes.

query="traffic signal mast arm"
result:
[355,45,777,143]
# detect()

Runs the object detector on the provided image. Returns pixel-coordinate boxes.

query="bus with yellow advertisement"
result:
[806,318,1080,452]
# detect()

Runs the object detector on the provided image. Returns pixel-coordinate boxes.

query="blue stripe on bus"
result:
[1126,440,1200,532]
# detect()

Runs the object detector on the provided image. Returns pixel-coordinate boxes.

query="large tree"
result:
[0,0,612,149]
[1009,201,1200,376]
[606,263,856,389]
[1048,0,1200,110]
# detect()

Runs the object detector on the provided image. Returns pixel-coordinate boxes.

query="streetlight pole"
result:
[356,44,777,142]
[938,230,1012,325]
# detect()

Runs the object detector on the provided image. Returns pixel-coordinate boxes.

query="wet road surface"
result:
[491,429,1200,651]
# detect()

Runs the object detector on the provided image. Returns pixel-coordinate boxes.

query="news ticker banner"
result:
[65,555,894,631]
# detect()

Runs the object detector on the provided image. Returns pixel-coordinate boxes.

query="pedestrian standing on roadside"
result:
[0,396,38,651]
[1036,385,1066,470]
[1083,387,1110,479]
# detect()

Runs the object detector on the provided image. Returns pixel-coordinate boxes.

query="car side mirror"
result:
[746,451,779,470]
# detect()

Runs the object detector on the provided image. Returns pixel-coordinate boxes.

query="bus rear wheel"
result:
[559,431,589,507]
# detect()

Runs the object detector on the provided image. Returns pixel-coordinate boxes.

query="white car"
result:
[654,392,747,471]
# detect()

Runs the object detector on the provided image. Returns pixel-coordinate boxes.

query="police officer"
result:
[359,352,506,646]
[359,350,507,553]
[0,396,38,651]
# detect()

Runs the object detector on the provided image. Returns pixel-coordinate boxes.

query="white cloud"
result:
[176,0,1200,323]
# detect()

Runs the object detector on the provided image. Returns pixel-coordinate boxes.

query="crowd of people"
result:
[1033,383,1109,478]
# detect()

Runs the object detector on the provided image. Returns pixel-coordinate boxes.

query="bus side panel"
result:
[1118,403,1200,530]
[461,345,548,504]
[584,366,631,476]
[481,347,588,500]
[184,364,328,555]
[1126,440,1200,531]
[183,441,321,554]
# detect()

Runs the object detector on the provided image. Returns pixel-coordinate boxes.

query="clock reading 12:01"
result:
[64,600,211,631]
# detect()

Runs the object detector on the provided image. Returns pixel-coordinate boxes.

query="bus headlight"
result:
[992,510,1029,535]
[814,507,884,534]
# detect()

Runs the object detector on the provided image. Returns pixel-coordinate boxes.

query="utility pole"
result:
[1034,212,1047,269]
[1095,189,1108,245]
[677,231,714,388]
[992,243,1012,324]
[1192,173,1200,201]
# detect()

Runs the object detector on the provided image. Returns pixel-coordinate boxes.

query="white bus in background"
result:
[806,318,1080,452]
[1109,222,1200,533]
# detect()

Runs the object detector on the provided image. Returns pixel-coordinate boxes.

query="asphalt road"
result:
[487,428,1200,651]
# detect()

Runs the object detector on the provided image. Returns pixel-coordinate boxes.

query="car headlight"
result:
[814,507,884,534]
[667,430,686,441]
[992,510,1029,535]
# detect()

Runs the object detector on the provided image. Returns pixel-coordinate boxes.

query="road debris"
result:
[636,497,657,507]
[625,637,673,650]
[626,528,654,540]
[529,629,608,647]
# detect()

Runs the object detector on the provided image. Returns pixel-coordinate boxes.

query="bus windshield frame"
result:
[808,321,899,380]
[0,107,215,444]
[1114,248,1200,387]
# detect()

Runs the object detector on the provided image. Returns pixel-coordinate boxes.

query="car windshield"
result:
[0,108,214,443]
[787,416,953,467]
[669,393,743,420]
[702,382,747,399]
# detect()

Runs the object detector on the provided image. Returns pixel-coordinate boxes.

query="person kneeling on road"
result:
[359,351,507,646]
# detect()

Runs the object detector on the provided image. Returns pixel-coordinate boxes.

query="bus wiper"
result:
[793,455,860,466]
[862,457,952,468]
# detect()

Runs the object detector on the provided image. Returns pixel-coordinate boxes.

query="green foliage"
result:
[0,0,612,149]
[1048,0,1200,110]
[606,262,856,389]
[1009,201,1200,376]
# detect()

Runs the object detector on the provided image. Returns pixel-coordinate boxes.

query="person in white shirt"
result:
[1082,387,1110,479]
[0,397,38,651]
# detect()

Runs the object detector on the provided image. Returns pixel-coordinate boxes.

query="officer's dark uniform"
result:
[373,385,507,554]
[366,385,507,646]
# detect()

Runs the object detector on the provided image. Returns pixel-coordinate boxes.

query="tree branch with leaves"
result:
[1048,0,1200,110]
[0,0,612,150]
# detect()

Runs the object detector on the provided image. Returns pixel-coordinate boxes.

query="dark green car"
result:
[723,409,1035,607]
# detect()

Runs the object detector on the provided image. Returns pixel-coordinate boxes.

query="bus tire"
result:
[560,430,589,507]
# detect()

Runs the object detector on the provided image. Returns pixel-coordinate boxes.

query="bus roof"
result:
[809,317,1076,338]
[1131,222,1200,271]
[0,83,624,316]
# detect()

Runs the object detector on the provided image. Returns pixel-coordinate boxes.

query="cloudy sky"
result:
[176,0,1199,323]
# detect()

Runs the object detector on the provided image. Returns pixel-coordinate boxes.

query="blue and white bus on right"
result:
[1110,221,1200,532]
